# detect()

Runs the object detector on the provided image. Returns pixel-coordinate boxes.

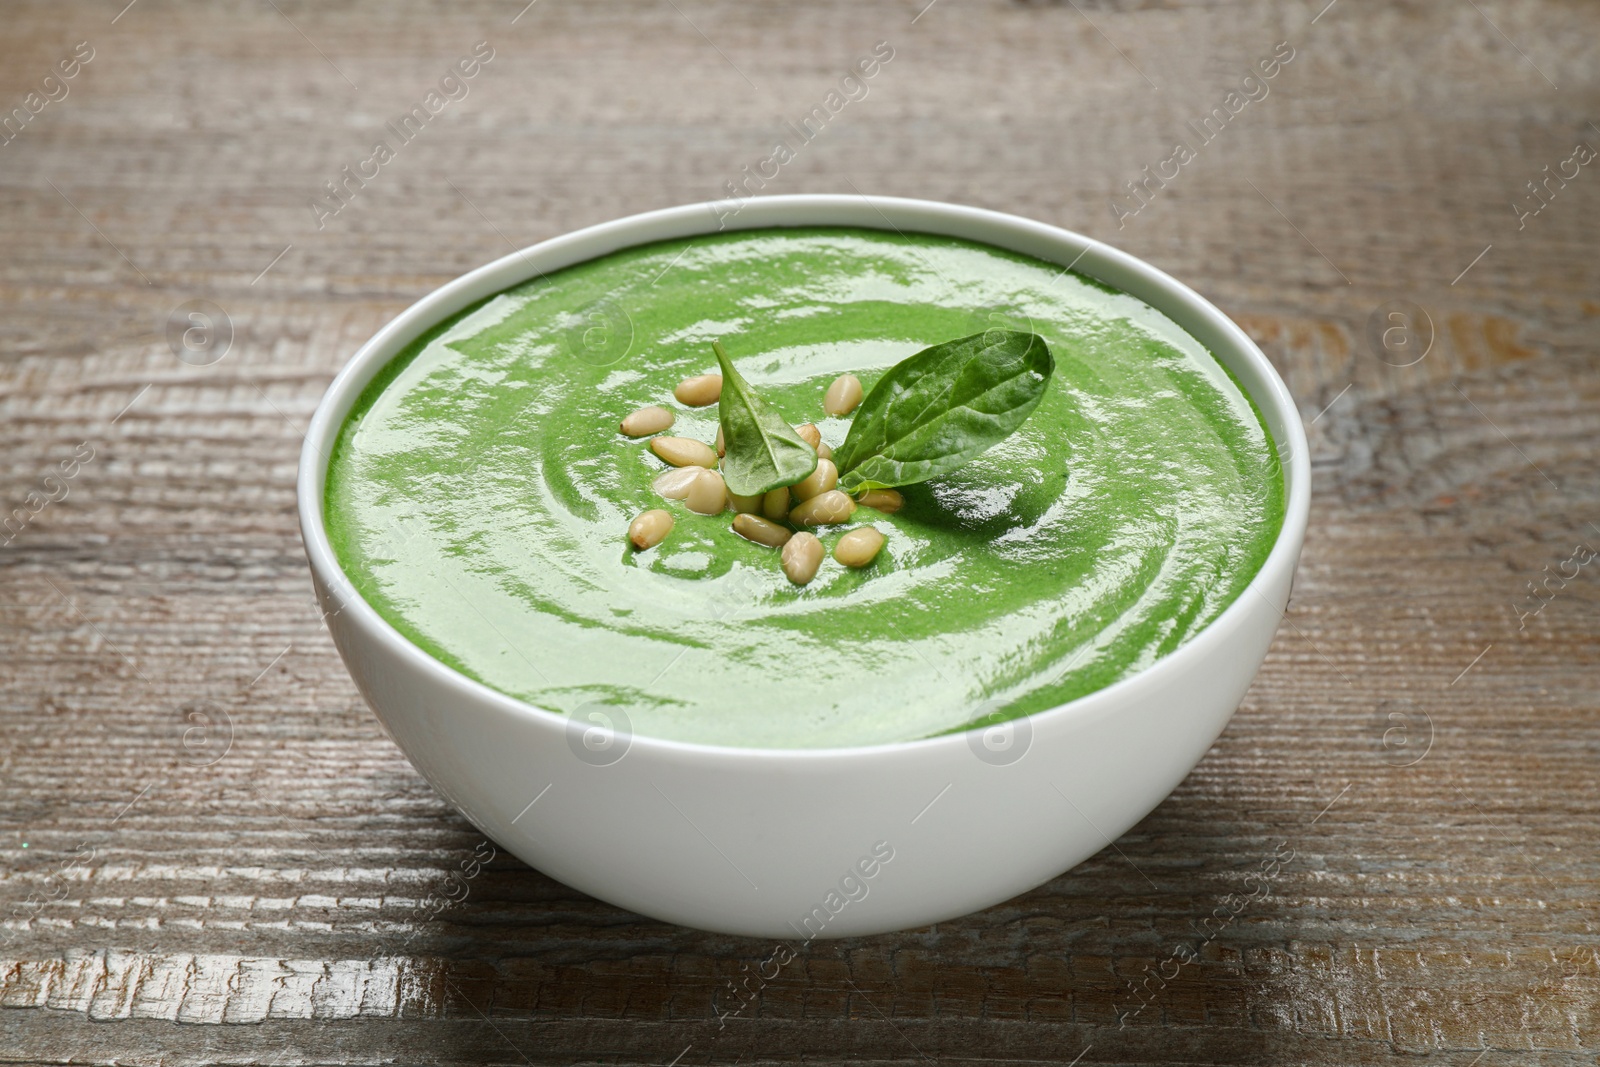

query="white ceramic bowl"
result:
[298,195,1310,939]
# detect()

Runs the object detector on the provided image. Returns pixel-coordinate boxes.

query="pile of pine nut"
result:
[622,371,901,585]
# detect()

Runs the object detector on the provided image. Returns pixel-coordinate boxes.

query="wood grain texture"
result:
[2,0,1597,1063]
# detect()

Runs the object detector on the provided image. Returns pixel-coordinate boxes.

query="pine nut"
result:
[817,441,833,462]
[790,458,838,502]
[824,374,864,416]
[620,405,674,437]
[789,489,854,526]
[781,532,824,585]
[715,425,726,457]
[685,468,727,515]
[733,513,792,548]
[794,423,822,450]
[729,490,763,514]
[833,526,886,567]
[628,509,673,550]
[653,467,701,500]
[651,436,718,468]
[855,488,904,514]
[674,374,723,407]
[762,488,790,523]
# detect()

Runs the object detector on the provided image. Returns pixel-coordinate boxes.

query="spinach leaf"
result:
[833,330,1054,492]
[712,340,818,496]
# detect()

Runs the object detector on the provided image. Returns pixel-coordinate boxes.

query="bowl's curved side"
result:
[314,548,1290,938]
[298,194,1309,938]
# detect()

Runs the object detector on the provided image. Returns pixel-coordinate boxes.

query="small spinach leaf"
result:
[713,340,818,496]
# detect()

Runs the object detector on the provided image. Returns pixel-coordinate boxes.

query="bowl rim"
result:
[297,193,1311,762]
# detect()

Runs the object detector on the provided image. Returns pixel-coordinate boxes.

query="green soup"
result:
[325,228,1283,748]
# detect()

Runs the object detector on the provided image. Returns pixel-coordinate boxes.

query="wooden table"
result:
[3,1,1596,1063]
